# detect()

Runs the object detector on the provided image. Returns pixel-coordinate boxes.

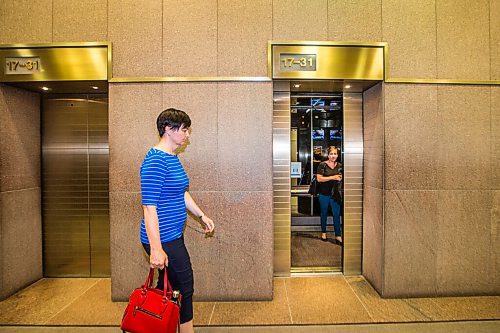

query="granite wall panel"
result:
[492,0,500,80]
[363,83,384,189]
[382,0,437,79]
[108,0,163,77]
[362,186,383,294]
[218,0,272,76]
[383,190,438,297]
[0,86,41,301]
[436,191,494,295]
[384,84,438,190]
[217,82,273,192]
[492,86,500,189]
[0,0,52,44]
[492,190,500,292]
[436,0,490,80]
[0,86,40,192]
[436,86,491,190]
[109,192,148,301]
[273,0,328,41]
[0,189,42,300]
[53,0,107,42]
[217,191,273,300]
[163,0,217,77]
[328,0,382,41]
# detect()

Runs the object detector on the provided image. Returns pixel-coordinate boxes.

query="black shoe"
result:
[335,239,343,246]
[321,237,328,242]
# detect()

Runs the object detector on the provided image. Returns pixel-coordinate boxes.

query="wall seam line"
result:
[344,276,374,321]
[161,0,164,77]
[435,0,438,79]
[216,0,219,77]
[208,302,216,325]
[380,0,383,42]
[51,0,54,42]
[489,0,492,80]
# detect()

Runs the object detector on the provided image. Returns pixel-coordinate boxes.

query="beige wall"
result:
[0,0,499,300]
[0,85,42,300]
[3,0,498,79]
[362,83,384,293]
[363,83,499,297]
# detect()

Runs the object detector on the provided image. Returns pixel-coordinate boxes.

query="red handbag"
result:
[121,268,181,333]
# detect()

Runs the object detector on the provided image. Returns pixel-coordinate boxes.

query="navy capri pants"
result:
[142,236,194,324]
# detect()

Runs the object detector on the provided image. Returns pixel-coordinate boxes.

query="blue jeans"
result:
[318,194,342,236]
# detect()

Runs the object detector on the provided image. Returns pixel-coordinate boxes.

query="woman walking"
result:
[140,108,215,333]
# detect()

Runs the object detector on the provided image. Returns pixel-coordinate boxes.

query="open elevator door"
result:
[270,42,385,276]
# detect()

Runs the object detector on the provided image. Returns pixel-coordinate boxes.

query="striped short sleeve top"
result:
[140,148,189,244]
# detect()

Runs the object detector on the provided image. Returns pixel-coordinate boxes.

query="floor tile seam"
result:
[42,278,103,325]
[401,299,434,321]
[343,275,375,322]
[282,279,293,325]
[208,302,216,325]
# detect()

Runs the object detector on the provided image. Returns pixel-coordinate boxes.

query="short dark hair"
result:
[156,108,191,137]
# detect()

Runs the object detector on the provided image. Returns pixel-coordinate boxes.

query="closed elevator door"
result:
[42,95,110,277]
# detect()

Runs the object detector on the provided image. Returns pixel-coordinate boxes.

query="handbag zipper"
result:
[134,306,163,319]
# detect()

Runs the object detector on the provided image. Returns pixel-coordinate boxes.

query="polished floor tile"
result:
[3,321,500,333]
[0,278,100,325]
[210,279,292,325]
[1,276,499,329]
[194,302,215,326]
[405,296,500,321]
[345,276,430,322]
[285,276,373,324]
[45,279,127,325]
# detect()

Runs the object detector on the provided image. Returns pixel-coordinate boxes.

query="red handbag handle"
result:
[143,268,173,298]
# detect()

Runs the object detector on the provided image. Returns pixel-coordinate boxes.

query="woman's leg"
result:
[318,194,329,236]
[180,320,194,333]
[330,198,342,240]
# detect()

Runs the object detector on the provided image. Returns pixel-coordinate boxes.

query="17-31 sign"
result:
[279,54,316,71]
[5,57,41,75]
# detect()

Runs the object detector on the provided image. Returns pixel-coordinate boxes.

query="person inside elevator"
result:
[140,108,215,333]
[316,146,342,245]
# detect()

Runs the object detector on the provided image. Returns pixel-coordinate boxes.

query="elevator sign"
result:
[271,43,385,80]
[279,54,316,71]
[5,57,41,74]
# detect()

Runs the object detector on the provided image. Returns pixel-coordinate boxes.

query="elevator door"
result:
[42,95,110,277]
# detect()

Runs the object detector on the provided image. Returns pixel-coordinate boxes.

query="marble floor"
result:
[0,275,499,330]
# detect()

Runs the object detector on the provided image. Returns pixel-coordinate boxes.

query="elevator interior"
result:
[288,80,368,273]
[5,81,110,277]
[41,90,109,277]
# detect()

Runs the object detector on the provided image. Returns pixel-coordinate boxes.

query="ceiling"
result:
[5,80,108,94]
[289,80,380,93]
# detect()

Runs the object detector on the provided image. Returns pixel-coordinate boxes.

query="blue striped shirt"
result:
[140,148,189,243]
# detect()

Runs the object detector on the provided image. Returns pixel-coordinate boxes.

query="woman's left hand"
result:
[200,215,215,234]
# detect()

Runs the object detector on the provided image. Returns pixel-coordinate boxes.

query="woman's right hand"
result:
[150,248,168,269]
[332,175,342,181]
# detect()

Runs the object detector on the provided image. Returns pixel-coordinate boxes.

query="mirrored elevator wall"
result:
[42,95,110,277]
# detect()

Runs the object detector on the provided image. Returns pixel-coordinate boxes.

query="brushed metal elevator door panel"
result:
[42,95,109,277]
[88,97,109,276]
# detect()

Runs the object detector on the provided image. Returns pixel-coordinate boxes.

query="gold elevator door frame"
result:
[271,42,385,276]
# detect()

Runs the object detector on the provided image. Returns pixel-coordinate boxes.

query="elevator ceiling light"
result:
[41,87,50,91]
[293,84,301,88]
[91,86,99,90]
[345,84,352,89]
